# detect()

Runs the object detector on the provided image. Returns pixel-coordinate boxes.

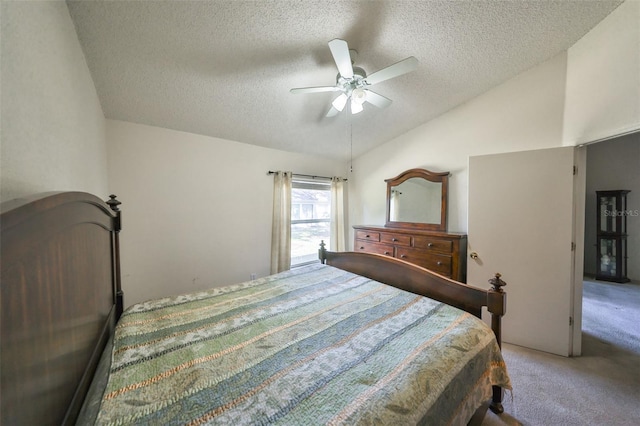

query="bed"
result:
[0,192,510,425]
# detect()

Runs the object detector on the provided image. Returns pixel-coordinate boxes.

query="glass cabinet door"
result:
[598,238,617,277]
[599,196,616,233]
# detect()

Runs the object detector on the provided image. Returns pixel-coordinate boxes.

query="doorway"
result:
[582,132,640,352]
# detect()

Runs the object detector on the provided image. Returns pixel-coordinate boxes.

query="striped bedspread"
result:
[95,263,511,425]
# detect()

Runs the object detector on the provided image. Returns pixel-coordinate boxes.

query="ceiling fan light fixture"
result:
[332,93,348,111]
[351,87,367,104]
[351,99,364,114]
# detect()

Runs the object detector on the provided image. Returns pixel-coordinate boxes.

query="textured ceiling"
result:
[67,0,623,161]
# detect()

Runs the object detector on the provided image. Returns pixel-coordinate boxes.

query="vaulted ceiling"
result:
[67,0,623,161]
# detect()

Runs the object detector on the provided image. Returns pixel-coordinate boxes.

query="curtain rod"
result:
[267,171,347,181]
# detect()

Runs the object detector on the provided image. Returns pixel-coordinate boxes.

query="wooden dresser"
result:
[353,225,467,282]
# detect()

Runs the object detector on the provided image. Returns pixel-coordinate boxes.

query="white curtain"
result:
[271,171,292,274]
[330,177,346,251]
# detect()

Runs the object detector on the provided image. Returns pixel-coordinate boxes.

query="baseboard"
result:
[583,274,640,285]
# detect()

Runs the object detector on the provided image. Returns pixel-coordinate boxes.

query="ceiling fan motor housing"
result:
[336,66,368,95]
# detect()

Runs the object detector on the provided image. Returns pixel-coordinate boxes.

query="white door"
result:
[468,147,577,356]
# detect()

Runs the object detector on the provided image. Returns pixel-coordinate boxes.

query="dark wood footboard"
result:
[318,241,507,412]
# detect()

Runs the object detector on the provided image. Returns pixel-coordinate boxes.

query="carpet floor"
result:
[481,279,640,426]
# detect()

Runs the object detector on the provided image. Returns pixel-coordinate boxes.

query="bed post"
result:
[487,272,507,414]
[318,240,327,264]
[487,273,507,347]
[106,195,124,320]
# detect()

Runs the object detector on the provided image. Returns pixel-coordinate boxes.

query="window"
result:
[290,179,331,266]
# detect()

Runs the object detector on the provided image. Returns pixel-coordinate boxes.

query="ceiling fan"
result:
[291,39,419,117]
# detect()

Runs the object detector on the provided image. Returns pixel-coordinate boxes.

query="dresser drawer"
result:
[353,226,466,282]
[380,232,411,246]
[354,241,394,257]
[355,230,380,242]
[413,236,453,253]
[396,248,452,276]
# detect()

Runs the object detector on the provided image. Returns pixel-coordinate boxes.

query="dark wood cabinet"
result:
[354,225,467,282]
[596,190,630,283]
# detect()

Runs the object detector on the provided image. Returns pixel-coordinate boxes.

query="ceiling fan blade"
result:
[365,56,419,86]
[363,90,392,109]
[290,86,338,94]
[326,106,340,117]
[328,39,353,79]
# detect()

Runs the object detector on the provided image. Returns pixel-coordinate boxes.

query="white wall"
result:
[584,133,640,281]
[563,0,640,145]
[107,120,346,306]
[349,52,568,240]
[0,1,107,202]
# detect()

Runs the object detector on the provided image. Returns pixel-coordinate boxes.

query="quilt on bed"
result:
[95,263,511,425]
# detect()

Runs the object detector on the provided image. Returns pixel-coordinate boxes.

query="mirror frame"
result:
[385,168,449,231]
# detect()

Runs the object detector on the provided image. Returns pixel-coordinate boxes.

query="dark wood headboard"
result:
[1,192,123,425]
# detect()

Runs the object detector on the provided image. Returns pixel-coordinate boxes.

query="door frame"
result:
[572,128,640,355]
[570,146,587,355]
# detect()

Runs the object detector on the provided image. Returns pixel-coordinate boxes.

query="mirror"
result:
[389,179,442,223]
[385,168,449,231]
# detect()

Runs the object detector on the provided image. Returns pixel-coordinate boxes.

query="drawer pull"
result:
[365,234,370,238]
[400,255,407,259]
[428,243,433,247]
[384,251,390,255]
[360,246,365,250]
[392,238,397,241]
[437,261,442,266]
